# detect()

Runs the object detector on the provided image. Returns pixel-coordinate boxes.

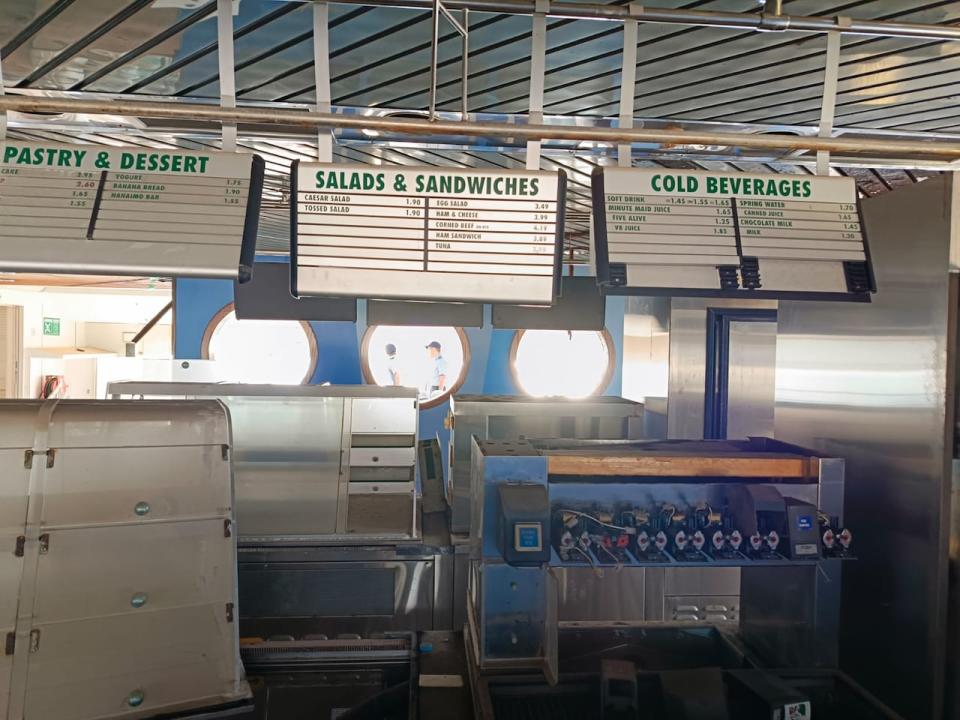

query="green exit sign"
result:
[42,317,60,337]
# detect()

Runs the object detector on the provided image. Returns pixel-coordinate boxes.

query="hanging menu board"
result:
[291,162,566,304]
[591,168,875,301]
[0,141,263,279]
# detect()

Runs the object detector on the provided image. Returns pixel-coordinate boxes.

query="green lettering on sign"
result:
[42,318,60,337]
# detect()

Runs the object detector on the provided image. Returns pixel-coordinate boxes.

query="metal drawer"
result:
[350,447,416,467]
[350,398,416,435]
[24,606,241,720]
[33,520,233,624]
[347,492,416,536]
[41,446,232,527]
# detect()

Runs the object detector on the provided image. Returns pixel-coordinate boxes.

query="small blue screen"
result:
[518,525,541,548]
[797,515,813,530]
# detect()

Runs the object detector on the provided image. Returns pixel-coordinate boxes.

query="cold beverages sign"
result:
[0,141,263,279]
[292,163,565,304]
[591,168,874,300]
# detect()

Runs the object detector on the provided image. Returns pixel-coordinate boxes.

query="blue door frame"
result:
[704,308,778,440]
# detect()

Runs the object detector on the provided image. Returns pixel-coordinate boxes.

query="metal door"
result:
[704,309,777,440]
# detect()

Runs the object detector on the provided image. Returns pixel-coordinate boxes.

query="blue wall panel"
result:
[174,276,361,385]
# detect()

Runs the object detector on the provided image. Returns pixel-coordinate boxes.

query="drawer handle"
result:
[130,593,148,609]
[134,501,150,517]
[127,690,145,708]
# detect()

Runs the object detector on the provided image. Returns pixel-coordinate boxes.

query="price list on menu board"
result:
[0,142,263,279]
[591,168,874,300]
[292,163,566,304]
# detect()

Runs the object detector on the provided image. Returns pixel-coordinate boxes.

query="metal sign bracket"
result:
[617,19,638,168]
[816,23,845,175]
[527,0,548,170]
[314,1,333,162]
[429,0,470,121]
[217,0,237,152]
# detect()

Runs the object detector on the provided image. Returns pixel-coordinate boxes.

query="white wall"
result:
[0,287,172,397]
[82,322,172,358]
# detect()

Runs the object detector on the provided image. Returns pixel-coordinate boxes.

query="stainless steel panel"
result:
[107,382,418,401]
[726,320,777,440]
[25,607,242,720]
[238,560,435,632]
[351,397,418,435]
[740,563,840,668]
[556,565,742,625]
[478,563,550,664]
[775,175,954,719]
[667,298,777,440]
[41,446,232,527]
[228,396,344,537]
[0,648,9,720]
[642,397,668,440]
[34,520,233,624]
[453,535,471,631]
[0,449,29,627]
[948,459,960,720]
[46,400,231,448]
[433,545,455,631]
[557,567,646,622]
[663,567,742,598]
[622,296,671,408]
[0,403,42,448]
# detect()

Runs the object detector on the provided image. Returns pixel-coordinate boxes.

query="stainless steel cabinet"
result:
[0,400,249,720]
[107,383,420,543]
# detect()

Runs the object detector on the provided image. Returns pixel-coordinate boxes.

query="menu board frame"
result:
[0,141,264,280]
[289,161,567,305]
[591,167,877,302]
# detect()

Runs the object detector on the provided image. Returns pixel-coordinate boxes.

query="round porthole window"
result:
[361,325,470,408]
[510,329,615,399]
[202,304,317,384]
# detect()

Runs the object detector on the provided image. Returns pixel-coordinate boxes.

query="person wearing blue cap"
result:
[425,340,448,398]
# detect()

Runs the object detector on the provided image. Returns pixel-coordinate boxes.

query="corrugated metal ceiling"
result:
[0,0,956,254]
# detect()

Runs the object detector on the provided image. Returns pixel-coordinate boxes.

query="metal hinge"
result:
[223,519,232,538]
[39,533,49,555]
[29,629,40,653]
[226,603,234,623]
[14,536,24,557]
[4,632,13,656]
[24,448,55,469]
[221,444,230,461]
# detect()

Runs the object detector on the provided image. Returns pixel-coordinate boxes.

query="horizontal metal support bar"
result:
[316,0,960,40]
[3,95,959,159]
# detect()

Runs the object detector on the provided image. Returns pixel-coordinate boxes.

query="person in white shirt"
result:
[425,341,448,397]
